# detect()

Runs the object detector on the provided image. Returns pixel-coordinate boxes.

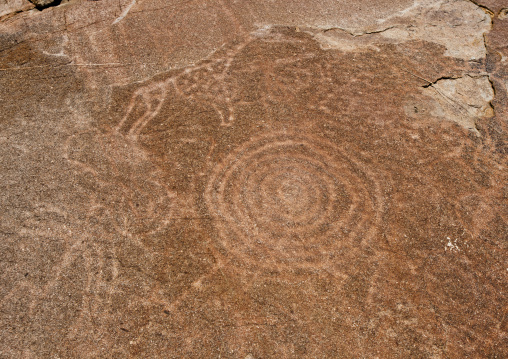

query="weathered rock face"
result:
[0,0,506,358]
[0,0,33,18]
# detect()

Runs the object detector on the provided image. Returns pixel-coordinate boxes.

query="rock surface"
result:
[0,0,507,358]
[0,0,33,18]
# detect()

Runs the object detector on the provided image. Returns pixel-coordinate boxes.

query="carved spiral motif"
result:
[205,133,383,271]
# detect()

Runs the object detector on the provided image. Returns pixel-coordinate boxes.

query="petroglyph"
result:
[115,41,250,135]
[60,128,218,350]
[2,3,507,354]
[205,132,383,272]
[64,131,176,237]
[105,28,506,280]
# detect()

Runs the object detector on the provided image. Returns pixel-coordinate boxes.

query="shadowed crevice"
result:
[468,0,495,16]
[29,0,63,11]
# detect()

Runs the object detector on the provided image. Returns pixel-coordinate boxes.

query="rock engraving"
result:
[48,26,507,357]
[205,132,383,271]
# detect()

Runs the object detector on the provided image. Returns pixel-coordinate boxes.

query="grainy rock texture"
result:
[0,0,507,358]
[0,0,33,18]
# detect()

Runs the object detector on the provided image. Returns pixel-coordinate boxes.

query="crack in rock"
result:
[321,26,397,37]
[468,0,495,16]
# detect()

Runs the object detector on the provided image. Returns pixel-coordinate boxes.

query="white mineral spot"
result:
[445,237,460,252]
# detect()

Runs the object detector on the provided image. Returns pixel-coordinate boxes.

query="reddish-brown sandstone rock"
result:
[0,0,506,358]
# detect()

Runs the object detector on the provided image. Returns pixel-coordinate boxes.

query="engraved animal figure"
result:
[115,41,250,137]
[113,32,329,139]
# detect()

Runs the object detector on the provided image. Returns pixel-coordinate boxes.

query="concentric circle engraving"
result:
[205,133,383,271]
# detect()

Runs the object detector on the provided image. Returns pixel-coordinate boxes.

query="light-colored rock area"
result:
[405,75,495,134]
[282,0,492,61]
[0,0,33,18]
